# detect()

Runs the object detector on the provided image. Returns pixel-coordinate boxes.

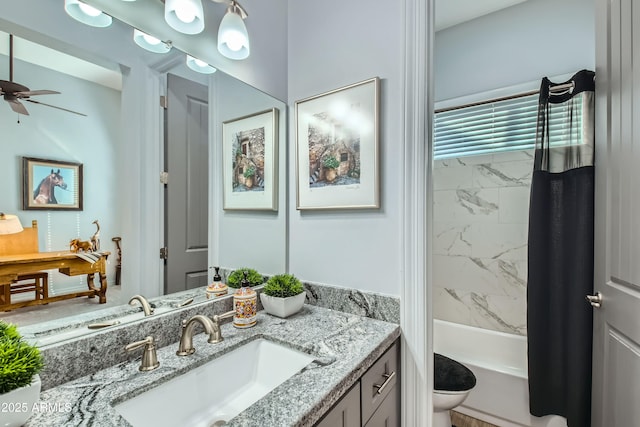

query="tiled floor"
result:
[451,411,498,427]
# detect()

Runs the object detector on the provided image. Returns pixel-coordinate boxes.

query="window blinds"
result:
[434,93,538,159]
[433,92,583,160]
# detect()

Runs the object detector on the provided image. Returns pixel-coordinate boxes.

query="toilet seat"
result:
[434,353,476,392]
[434,388,471,395]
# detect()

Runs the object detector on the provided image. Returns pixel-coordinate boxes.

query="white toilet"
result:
[433,353,476,427]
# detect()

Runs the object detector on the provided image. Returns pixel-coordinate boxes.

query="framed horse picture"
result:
[22,157,83,211]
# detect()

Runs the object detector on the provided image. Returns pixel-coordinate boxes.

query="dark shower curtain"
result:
[527,69,595,427]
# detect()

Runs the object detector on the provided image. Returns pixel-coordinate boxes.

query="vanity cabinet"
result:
[315,340,400,427]
[316,382,361,427]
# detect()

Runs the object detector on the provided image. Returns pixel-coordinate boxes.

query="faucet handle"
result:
[212,310,235,323]
[125,336,160,372]
[210,310,235,344]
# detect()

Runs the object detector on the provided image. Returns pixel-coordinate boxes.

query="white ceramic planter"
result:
[260,292,306,318]
[0,374,41,427]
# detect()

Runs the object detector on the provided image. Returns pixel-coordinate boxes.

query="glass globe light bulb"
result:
[78,2,102,17]
[224,32,245,52]
[174,3,197,23]
[142,34,161,46]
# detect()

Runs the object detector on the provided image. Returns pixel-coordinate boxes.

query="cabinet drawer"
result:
[315,382,361,427]
[361,341,399,424]
[364,385,399,427]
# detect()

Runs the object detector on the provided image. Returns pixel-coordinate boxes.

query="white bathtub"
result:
[433,320,567,427]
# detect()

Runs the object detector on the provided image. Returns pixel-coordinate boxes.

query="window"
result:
[434,91,584,160]
[434,93,538,159]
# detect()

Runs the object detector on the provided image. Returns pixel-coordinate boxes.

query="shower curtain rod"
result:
[548,82,574,91]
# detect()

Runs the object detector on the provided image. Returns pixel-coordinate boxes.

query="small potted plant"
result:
[227,267,264,288]
[243,165,256,188]
[260,274,306,318]
[0,321,44,427]
[322,156,340,182]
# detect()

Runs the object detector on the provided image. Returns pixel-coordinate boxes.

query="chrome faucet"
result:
[176,315,218,356]
[125,336,160,371]
[129,294,154,316]
[175,311,235,356]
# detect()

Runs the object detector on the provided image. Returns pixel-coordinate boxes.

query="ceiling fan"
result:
[0,34,86,117]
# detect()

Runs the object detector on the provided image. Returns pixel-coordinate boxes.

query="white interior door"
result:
[592,0,640,425]
[165,73,209,294]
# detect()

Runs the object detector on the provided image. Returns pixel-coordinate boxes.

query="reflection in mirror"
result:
[0,2,287,343]
[83,0,289,100]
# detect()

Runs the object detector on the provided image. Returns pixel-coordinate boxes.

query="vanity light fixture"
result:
[186,55,217,74]
[133,29,172,54]
[164,0,205,35]
[0,213,23,235]
[217,0,250,60]
[64,0,112,28]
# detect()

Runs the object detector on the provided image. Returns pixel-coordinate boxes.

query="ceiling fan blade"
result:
[24,99,86,117]
[7,99,29,115]
[17,90,60,97]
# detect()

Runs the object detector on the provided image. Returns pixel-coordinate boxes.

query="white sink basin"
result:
[115,338,315,427]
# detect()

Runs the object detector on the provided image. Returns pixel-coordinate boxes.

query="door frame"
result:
[591,0,609,424]
[401,0,434,425]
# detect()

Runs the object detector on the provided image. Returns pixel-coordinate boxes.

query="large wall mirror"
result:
[0,0,287,340]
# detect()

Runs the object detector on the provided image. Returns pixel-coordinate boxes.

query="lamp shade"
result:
[0,213,23,235]
[64,0,112,28]
[186,55,217,74]
[217,7,250,60]
[133,29,172,54]
[164,0,205,35]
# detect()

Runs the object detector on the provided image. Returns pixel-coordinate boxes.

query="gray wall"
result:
[287,0,405,296]
[435,0,596,102]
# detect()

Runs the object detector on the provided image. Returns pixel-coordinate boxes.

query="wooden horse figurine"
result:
[33,169,67,204]
[69,238,93,253]
[90,220,100,251]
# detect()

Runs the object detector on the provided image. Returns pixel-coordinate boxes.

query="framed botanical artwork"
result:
[295,77,380,210]
[22,157,83,211]
[222,108,279,210]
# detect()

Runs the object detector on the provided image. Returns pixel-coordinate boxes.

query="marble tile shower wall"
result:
[433,150,534,335]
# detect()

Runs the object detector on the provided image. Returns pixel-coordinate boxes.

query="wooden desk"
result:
[0,251,110,311]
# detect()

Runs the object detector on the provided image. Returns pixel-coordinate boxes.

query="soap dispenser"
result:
[233,271,257,328]
[206,267,228,299]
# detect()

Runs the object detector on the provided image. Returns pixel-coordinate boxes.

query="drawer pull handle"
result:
[373,371,396,395]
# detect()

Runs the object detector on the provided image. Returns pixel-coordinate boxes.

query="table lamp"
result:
[0,213,24,235]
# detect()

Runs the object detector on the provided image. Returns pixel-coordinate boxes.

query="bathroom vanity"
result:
[24,303,400,427]
[316,340,400,427]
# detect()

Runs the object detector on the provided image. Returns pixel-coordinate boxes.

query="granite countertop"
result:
[26,305,400,427]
